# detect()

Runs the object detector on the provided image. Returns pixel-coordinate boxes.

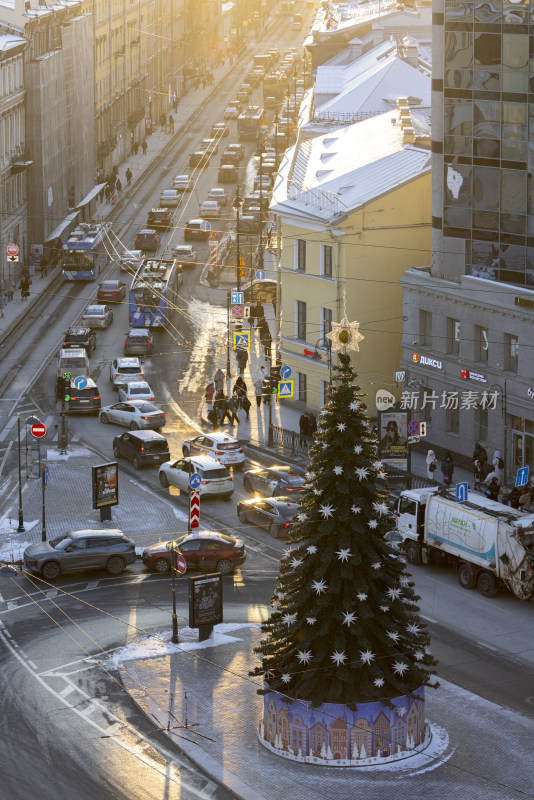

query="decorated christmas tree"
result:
[252,318,437,708]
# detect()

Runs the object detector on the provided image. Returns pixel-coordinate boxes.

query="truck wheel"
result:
[457,562,476,590]
[405,541,421,566]
[477,571,498,598]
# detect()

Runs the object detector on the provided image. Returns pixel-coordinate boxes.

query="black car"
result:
[237,497,299,538]
[147,208,171,230]
[62,327,96,356]
[24,530,136,580]
[184,219,210,241]
[67,378,101,416]
[124,328,154,356]
[243,465,305,496]
[113,430,170,469]
[135,229,160,252]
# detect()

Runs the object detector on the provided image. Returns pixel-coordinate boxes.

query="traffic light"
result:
[270,365,281,395]
[58,373,71,403]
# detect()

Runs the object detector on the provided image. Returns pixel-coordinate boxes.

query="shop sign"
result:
[412,352,442,369]
[461,369,487,383]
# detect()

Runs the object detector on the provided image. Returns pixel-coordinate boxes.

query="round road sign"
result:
[175,553,187,575]
[73,376,87,390]
[189,471,202,489]
[30,423,47,439]
[6,243,19,257]
[408,419,420,436]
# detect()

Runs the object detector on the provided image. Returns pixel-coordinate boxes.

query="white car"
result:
[119,249,142,273]
[81,304,113,329]
[159,189,181,207]
[117,381,155,402]
[199,138,219,154]
[159,455,234,499]
[207,187,228,206]
[100,400,165,430]
[182,432,245,467]
[172,245,198,264]
[173,174,191,191]
[110,357,145,389]
[199,200,221,218]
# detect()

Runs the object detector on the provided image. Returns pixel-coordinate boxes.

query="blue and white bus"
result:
[60,222,111,280]
[129,258,183,329]
[237,106,264,140]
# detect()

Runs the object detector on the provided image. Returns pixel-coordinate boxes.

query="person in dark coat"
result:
[509,486,521,509]
[441,452,454,485]
[19,276,30,299]
[255,302,265,328]
[116,178,122,194]
[261,328,272,359]
[472,441,488,474]
[132,141,139,155]
[236,348,248,375]
[141,140,147,155]
[307,413,317,435]
[233,376,247,406]
[125,167,132,186]
[485,477,500,501]
[168,114,174,133]
[299,413,310,445]
[214,368,225,393]
[228,393,239,423]
[214,390,228,424]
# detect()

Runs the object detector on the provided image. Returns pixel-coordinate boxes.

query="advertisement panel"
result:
[92,462,119,509]
[189,574,223,628]
[378,410,408,465]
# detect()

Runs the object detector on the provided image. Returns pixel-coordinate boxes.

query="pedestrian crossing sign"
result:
[278,380,294,398]
[233,331,251,350]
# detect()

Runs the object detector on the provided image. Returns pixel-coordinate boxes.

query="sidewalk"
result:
[116,625,534,800]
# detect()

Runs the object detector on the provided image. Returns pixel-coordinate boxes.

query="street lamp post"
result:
[489,381,508,486]
[273,112,280,167]
[256,135,265,277]
[17,416,24,532]
[226,291,232,380]
[233,187,243,293]
[171,542,179,644]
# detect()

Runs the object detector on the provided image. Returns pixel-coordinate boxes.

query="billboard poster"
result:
[189,574,223,629]
[377,411,408,465]
[92,462,119,509]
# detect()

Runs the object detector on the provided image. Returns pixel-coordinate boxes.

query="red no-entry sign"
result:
[6,243,19,257]
[176,553,187,575]
[30,423,47,439]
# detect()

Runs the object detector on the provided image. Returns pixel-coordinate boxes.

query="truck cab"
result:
[394,488,436,542]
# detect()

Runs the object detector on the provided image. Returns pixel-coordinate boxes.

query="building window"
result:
[419,310,432,347]
[321,307,332,340]
[504,333,518,371]
[296,300,306,341]
[297,372,307,403]
[475,326,489,363]
[447,317,460,355]
[446,401,460,433]
[322,244,332,277]
[475,407,488,442]
[296,239,306,271]
[320,380,329,406]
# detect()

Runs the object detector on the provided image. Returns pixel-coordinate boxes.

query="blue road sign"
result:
[278,380,294,398]
[456,481,469,503]
[280,365,292,380]
[233,331,251,350]
[189,472,202,489]
[231,291,244,305]
[231,305,244,318]
[73,376,87,390]
[255,269,266,281]
[516,466,529,488]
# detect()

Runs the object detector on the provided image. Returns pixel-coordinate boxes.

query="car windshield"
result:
[67,333,87,342]
[61,357,86,368]
[49,534,74,550]
[202,468,229,480]
[129,336,147,343]
[217,442,240,450]
[169,535,189,548]
[129,386,149,395]
[138,403,159,413]
[100,282,116,290]
[119,366,141,374]
[144,440,167,452]
[85,307,103,314]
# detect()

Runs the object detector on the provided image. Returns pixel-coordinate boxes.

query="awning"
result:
[75,182,107,210]
[44,211,79,244]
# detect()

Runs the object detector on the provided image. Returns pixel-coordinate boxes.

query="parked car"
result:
[189,151,211,168]
[62,327,96,356]
[147,208,171,229]
[135,229,160,252]
[243,465,305,496]
[211,122,230,138]
[207,187,228,206]
[110,357,145,389]
[172,245,198,265]
[118,380,155,402]
[67,378,101,416]
[237,497,299,538]
[24,530,136,580]
[199,138,219,154]
[113,429,170,469]
[173,174,191,191]
[159,189,181,207]
[142,532,246,575]
[119,249,142,273]
[81,304,113,329]
[100,400,165,430]
[124,329,154,356]
[218,165,239,183]
[182,432,245,467]
[184,219,210,241]
[97,280,126,304]
[159,455,234,499]
[199,200,221,218]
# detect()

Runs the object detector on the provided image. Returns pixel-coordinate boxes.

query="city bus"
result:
[60,222,111,280]
[128,258,183,329]
[237,106,264,140]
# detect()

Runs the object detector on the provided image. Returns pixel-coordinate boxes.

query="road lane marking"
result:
[0,440,13,475]
[477,641,497,651]
[59,684,75,698]
[0,416,17,442]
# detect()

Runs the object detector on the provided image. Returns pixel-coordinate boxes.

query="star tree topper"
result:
[326,313,365,354]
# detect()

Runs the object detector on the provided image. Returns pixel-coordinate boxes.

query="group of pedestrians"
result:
[205,371,251,429]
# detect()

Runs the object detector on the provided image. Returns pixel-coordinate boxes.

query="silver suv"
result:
[23,530,136,580]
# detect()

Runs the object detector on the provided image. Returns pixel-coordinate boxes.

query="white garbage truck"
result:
[392,487,534,600]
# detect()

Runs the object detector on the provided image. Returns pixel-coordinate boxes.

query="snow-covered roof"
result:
[313,0,431,36]
[271,109,431,224]
[0,34,26,54]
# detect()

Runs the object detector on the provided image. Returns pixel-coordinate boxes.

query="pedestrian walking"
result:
[205,380,215,409]
[214,367,225,393]
[206,266,219,287]
[299,413,309,445]
[248,302,256,329]
[125,167,132,186]
[236,348,248,375]
[473,459,483,491]
[141,140,147,155]
[233,376,247,405]
[426,449,437,479]
[39,254,48,279]
[228,393,240,424]
[254,368,266,407]
[307,413,317,436]
[261,328,272,359]
[472,441,488,475]
[242,395,251,421]
[116,178,122,194]
[19,276,30,299]
[255,301,265,328]
[485,476,500,501]
[441,451,454,485]
[105,182,112,201]
[168,114,174,134]
[207,406,219,430]
[492,450,505,483]
[133,141,139,155]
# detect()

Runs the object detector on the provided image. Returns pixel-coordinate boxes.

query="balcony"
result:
[10,145,32,175]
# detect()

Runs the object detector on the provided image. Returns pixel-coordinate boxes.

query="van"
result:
[57,348,89,379]
[67,378,101,416]
[112,430,171,470]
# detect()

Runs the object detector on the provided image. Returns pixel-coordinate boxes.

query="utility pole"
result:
[171,543,179,644]
[17,416,24,532]
[41,461,47,542]
[226,291,232,380]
